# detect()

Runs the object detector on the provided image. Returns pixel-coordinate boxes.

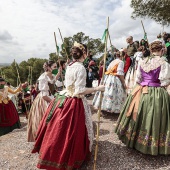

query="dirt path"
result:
[0,96,170,170]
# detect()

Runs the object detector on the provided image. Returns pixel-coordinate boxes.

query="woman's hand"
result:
[123,83,127,89]
[95,85,105,92]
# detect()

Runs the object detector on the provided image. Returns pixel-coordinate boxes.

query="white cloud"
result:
[0,0,169,63]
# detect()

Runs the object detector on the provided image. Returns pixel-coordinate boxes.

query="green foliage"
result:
[60,32,105,58]
[131,0,170,26]
[1,58,47,86]
[49,53,58,62]
[1,32,105,86]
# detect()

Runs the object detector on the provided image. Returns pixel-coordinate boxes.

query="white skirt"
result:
[93,75,127,113]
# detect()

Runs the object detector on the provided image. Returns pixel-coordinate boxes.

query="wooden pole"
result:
[54,32,59,56]
[93,16,109,170]
[54,32,65,89]
[58,28,69,60]
[141,20,149,44]
[14,60,28,115]
[28,66,30,85]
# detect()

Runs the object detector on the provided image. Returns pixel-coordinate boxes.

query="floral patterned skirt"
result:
[115,85,170,155]
[125,65,136,94]
[93,75,127,113]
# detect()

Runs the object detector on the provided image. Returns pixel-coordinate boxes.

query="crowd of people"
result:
[0,32,170,170]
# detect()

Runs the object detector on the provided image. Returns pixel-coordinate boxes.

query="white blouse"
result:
[38,72,56,97]
[64,62,87,97]
[135,56,170,86]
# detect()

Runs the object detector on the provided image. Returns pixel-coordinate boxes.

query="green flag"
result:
[102,29,108,42]
[56,45,60,53]
[61,44,65,51]
[144,33,147,41]
[165,42,170,47]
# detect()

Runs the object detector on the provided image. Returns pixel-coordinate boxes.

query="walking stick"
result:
[58,28,69,60]
[14,60,28,117]
[93,16,109,170]
[54,32,65,89]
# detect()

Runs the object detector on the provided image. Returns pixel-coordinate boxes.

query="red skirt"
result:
[32,97,90,170]
[0,101,20,127]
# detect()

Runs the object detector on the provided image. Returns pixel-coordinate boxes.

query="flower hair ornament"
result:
[73,41,85,51]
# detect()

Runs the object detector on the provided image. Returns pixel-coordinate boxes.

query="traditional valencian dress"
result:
[0,86,21,136]
[27,72,56,142]
[32,62,93,170]
[115,56,170,155]
[93,58,126,113]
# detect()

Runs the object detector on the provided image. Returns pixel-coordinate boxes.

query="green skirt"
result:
[115,85,170,155]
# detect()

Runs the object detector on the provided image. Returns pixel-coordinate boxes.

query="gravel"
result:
[1,95,170,170]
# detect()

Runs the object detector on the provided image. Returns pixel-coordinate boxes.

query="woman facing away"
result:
[27,60,61,142]
[125,46,145,94]
[115,41,170,155]
[31,42,105,170]
[0,77,22,136]
[93,50,127,114]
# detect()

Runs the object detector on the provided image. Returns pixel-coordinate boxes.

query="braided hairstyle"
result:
[71,47,84,60]
[149,41,162,53]
[43,60,55,72]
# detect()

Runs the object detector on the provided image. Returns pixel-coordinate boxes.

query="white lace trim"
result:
[135,63,142,84]
[140,56,165,73]
[82,98,93,152]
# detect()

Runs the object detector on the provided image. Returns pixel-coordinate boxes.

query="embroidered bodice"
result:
[136,56,170,87]
[140,67,161,87]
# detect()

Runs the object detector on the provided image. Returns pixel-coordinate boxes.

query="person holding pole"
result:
[32,42,105,170]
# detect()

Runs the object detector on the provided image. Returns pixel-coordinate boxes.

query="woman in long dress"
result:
[0,77,22,136]
[93,51,127,114]
[32,42,105,170]
[125,46,144,94]
[115,41,170,155]
[27,60,61,142]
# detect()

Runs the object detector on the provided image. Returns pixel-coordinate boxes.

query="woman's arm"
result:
[42,96,52,103]
[117,75,126,89]
[79,85,105,95]
[8,84,22,94]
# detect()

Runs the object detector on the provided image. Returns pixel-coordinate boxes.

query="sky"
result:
[0,0,169,63]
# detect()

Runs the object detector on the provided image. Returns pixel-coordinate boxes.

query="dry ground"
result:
[1,95,170,170]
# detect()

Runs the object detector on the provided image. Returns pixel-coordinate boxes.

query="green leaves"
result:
[131,0,170,26]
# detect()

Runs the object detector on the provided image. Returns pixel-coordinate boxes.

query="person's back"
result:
[138,57,164,87]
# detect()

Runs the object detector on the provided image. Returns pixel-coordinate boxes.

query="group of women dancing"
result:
[0,40,170,170]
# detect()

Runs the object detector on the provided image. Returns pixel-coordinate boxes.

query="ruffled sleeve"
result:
[73,66,87,96]
[117,61,124,76]
[159,62,170,86]
[135,61,142,84]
